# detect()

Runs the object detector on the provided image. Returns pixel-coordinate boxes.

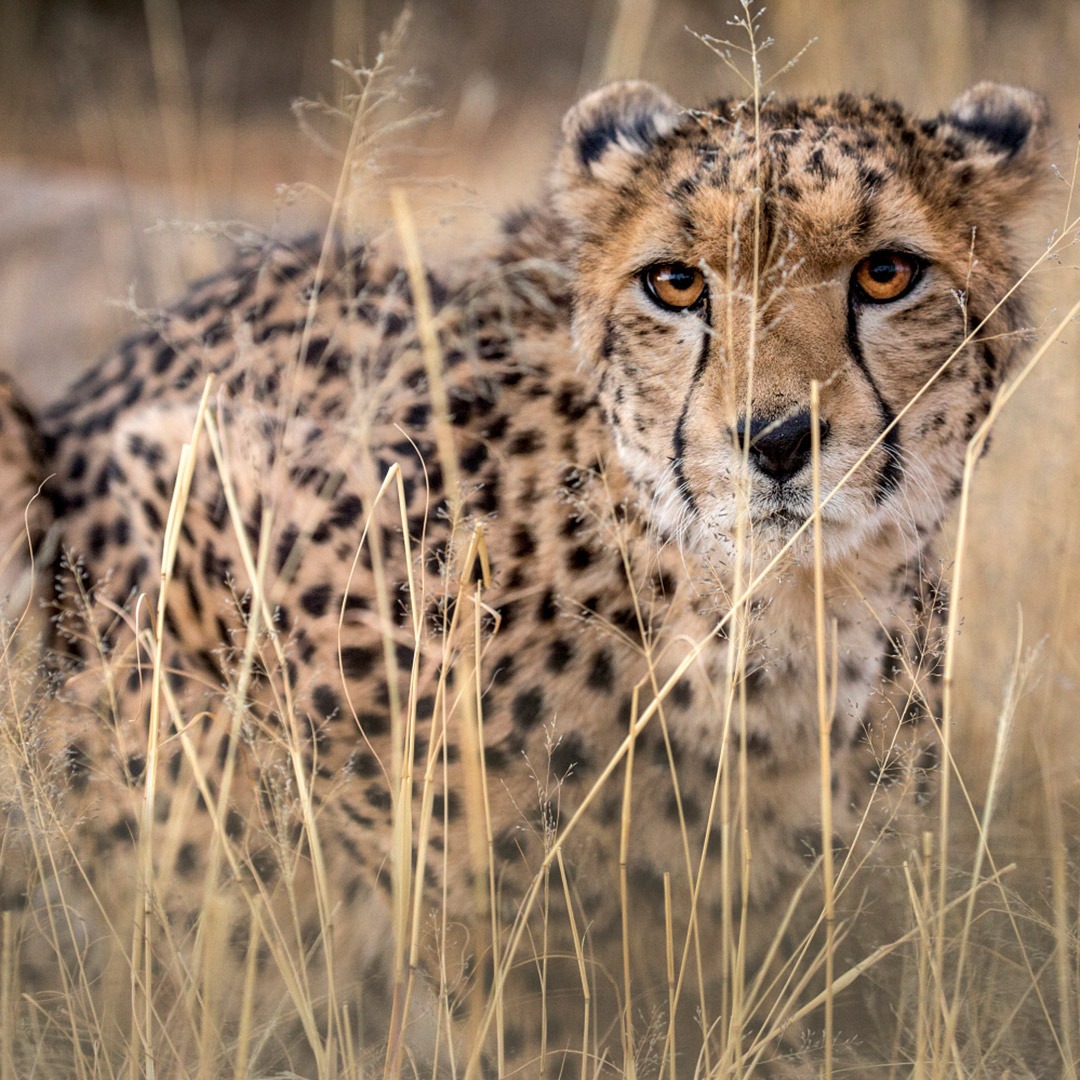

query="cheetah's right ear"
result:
[552,81,682,202]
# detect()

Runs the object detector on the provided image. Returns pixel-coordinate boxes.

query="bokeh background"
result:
[2,0,1079,863]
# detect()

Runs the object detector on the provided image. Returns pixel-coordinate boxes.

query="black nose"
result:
[734,411,830,481]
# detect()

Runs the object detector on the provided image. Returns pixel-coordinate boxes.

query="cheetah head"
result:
[551,80,1049,567]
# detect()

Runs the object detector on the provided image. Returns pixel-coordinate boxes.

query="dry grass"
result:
[1,1,1080,1077]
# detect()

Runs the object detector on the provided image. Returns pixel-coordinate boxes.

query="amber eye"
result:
[643,263,706,311]
[853,251,922,303]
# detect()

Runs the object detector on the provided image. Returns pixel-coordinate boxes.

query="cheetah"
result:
[0,79,1049,1077]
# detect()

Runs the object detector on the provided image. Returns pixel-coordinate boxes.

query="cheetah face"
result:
[553,81,1047,566]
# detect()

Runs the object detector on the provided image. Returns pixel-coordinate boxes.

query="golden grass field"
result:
[1,1,1080,1076]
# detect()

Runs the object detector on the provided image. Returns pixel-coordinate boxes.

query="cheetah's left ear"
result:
[935,82,1050,195]
[551,82,683,218]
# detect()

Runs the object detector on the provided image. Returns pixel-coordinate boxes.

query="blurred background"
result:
[1,0,1079,853]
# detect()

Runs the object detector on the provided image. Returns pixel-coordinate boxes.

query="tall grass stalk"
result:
[810,379,836,1079]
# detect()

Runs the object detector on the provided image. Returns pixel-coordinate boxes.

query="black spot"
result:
[649,731,683,768]
[915,744,939,800]
[869,754,906,786]
[300,583,333,617]
[511,687,546,730]
[460,442,488,475]
[225,809,245,840]
[110,816,138,843]
[216,733,232,770]
[183,570,204,621]
[340,875,364,904]
[483,743,510,770]
[567,545,593,571]
[588,648,615,692]
[175,842,199,877]
[425,271,449,309]
[556,385,593,421]
[537,589,558,622]
[483,413,510,440]
[902,698,930,726]
[511,524,537,558]
[365,783,392,812]
[611,606,641,639]
[153,343,177,374]
[284,658,299,687]
[857,163,884,193]
[330,494,363,530]
[347,749,382,778]
[807,146,838,182]
[120,376,144,410]
[431,790,462,821]
[411,695,434,720]
[301,336,329,366]
[547,638,574,674]
[493,601,516,633]
[507,430,543,455]
[86,522,108,559]
[447,390,473,426]
[477,334,508,362]
[124,754,146,784]
[339,645,378,680]
[472,477,499,515]
[744,730,772,757]
[141,498,163,532]
[312,684,341,720]
[665,791,701,826]
[742,666,768,695]
[249,849,279,885]
[550,733,590,779]
[581,594,602,618]
[670,679,694,709]
[561,513,584,538]
[343,592,370,614]
[651,570,675,597]
[794,828,823,859]
[599,794,621,825]
[356,710,389,736]
[492,827,521,862]
[275,523,300,573]
[64,742,91,793]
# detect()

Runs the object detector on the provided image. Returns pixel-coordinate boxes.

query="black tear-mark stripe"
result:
[845,298,902,502]
[671,295,713,515]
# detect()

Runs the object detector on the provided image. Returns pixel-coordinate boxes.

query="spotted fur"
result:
[0,81,1048,1075]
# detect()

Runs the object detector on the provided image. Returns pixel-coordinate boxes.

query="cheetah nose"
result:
[733,411,830,481]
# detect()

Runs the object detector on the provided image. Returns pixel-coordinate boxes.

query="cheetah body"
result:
[1,80,1048,1074]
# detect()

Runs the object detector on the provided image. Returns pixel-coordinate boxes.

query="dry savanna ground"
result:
[1,0,1080,1076]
